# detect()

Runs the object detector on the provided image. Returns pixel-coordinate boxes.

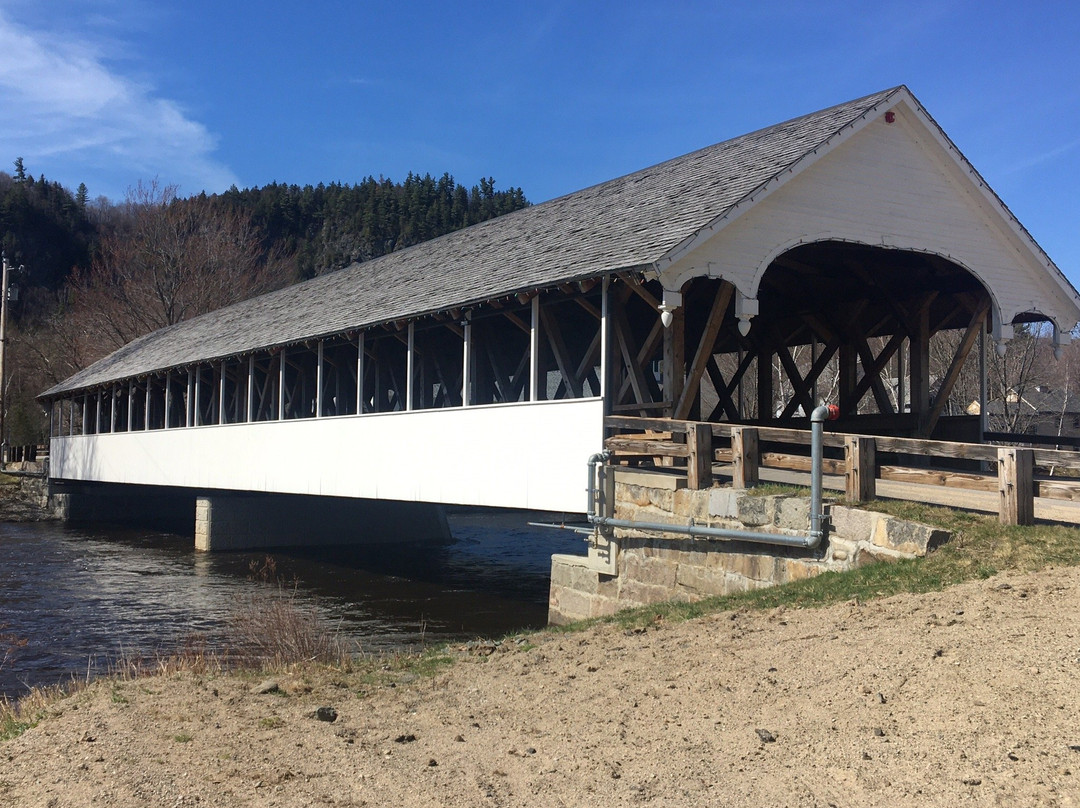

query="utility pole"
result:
[0,252,10,464]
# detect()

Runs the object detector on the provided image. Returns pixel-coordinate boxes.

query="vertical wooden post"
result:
[686,422,713,490]
[839,344,858,416]
[462,318,472,406]
[910,306,930,431]
[599,276,609,401]
[278,351,286,419]
[406,322,415,411]
[164,373,172,429]
[357,333,365,414]
[315,340,324,418]
[662,305,685,418]
[756,348,773,420]
[845,435,876,503]
[246,357,254,423]
[998,447,1034,525]
[731,426,760,489]
[530,295,540,402]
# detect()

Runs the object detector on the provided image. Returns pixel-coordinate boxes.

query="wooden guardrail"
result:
[604,416,1080,527]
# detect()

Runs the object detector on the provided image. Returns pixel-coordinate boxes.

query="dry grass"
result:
[226,556,352,669]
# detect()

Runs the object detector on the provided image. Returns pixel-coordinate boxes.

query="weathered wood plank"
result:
[878,465,998,492]
[761,451,844,475]
[998,447,1034,526]
[845,435,877,503]
[674,283,734,420]
[731,426,759,490]
[686,422,713,490]
[605,437,689,458]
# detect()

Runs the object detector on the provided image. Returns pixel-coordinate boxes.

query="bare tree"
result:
[69,181,291,357]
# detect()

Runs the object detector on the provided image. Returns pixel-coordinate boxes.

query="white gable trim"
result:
[651,87,906,275]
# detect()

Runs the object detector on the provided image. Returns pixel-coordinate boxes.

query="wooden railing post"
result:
[686,423,712,490]
[845,435,876,503]
[731,426,759,489]
[998,447,1034,525]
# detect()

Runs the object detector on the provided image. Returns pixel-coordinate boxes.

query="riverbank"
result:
[4,563,1080,807]
[0,471,56,522]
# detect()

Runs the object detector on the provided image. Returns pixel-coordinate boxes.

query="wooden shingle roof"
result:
[43,87,905,398]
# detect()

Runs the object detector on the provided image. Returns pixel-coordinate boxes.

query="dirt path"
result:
[4,566,1080,807]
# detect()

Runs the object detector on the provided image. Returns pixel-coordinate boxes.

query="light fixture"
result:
[995,339,1008,358]
[658,304,674,329]
[737,317,752,336]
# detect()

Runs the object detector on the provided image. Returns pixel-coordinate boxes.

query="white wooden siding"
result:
[662,99,1080,330]
[50,398,604,514]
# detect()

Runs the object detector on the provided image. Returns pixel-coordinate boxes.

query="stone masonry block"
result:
[828,505,878,543]
[871,516,950,557]
[776,497,810,531]
[737,495,775,527]
[548,585,598,625]
[673,488,710,522]
[550,556,602,594]
[618,578,677,607]
[708,488,740,519]
[622,554,678,588]
[675,564,727,597]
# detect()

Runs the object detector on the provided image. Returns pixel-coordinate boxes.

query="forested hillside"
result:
[0,161,529,444]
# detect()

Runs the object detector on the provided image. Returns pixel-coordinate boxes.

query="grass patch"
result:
[601,501,1080,630]
[258,716,284,729]
[172,732,193,743]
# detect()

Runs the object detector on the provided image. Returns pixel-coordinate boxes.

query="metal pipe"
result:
[587,404,838,550]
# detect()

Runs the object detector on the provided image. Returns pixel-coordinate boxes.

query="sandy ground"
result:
[4,566,1080,807]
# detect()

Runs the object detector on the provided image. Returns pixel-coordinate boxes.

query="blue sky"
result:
[1,1,1078,281]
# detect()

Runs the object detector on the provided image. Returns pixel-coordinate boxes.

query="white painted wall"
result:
[662,98,1080,331]
[50,398,604,514]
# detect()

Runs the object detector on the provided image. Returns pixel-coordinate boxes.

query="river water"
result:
[0,511,586,700]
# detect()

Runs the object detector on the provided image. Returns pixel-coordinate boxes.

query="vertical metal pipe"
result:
[145,376,151,429]
[82,394,88,435]
[186,369,194,427]
[127,381,134,431]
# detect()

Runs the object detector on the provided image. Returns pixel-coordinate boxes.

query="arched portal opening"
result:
[675,241,1022,439]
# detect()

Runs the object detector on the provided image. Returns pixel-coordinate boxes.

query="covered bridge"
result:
[40,86,1080,530]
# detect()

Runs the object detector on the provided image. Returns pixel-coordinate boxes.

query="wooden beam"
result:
[731,426,759,489]
[686,422,713,490]
[923,299,989,436]
[540,305,584,398]
[998,447,1034,525]
[845,435,877,503]
[673,283,734,420]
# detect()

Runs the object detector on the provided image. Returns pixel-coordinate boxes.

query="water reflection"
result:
[0,510,586,699]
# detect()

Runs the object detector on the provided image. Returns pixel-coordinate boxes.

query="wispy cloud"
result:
[0,8,238,198]
[1002,136,1080,176]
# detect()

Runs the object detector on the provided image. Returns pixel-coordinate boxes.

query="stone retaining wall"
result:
[0,471,60,521]
[548,469,949,625]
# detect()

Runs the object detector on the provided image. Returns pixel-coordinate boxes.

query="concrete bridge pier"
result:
[194,492,452,552]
